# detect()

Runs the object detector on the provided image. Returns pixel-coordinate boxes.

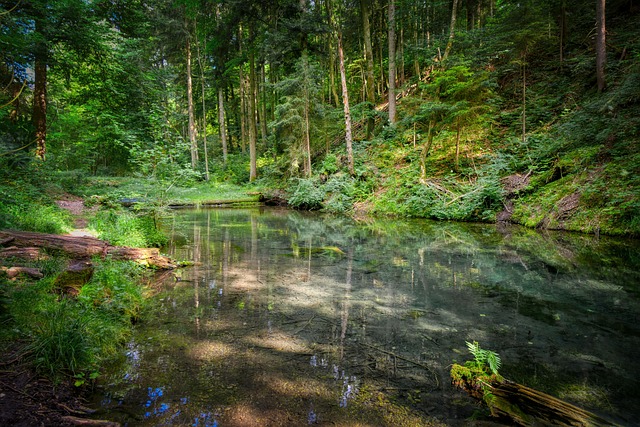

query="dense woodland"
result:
[1,1,640,424]
[1,0,639,234]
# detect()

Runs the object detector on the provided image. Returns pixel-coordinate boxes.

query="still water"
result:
[92,208,640,426]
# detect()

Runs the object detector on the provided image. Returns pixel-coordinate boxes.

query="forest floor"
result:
[0,196,117,427]
[0,352,93,427]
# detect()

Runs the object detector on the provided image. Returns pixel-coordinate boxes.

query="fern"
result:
[466,341,501,375]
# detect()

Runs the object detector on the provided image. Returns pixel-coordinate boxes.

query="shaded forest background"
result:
[1,0,639,236]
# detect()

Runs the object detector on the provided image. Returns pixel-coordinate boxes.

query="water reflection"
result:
[92,208,640,426]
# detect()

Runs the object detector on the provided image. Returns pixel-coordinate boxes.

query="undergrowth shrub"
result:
[287,177,326,210]
[4,259,147,382]
[0,204,72,234]
[90,208,168,247]
[27,299,94,379]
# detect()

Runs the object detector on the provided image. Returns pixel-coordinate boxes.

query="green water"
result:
[92,208,640,426]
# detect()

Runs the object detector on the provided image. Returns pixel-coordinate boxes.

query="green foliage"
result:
[466,341,501,376]
[78,259,146,323]
[287,178,326,210]
[4,258,147,382]
[90,208,168,247]
[0,203,72,234]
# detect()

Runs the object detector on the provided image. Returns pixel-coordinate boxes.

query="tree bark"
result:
[186,33,198,169]
[361,0,376,138]
[388,0,397,124]
[33,28,47,161]
[218,87,228,164]
[443,0,460,63]
[248,26,258,181]
[194,21,209,181]
[0,231,177,269]
[338,33,355,175]
[303,57,312,177]
[596,0,606,92]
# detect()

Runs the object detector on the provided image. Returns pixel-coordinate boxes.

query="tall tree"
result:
[338,32,354,175]
[595,0,606,92]
[361,0,376,138]
[248,24,258,181]
[186,28,198,169]
[388,0,397,124]
[443,0,460,62]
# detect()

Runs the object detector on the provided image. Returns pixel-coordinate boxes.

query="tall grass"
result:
[90,208,168,247]
[3,259,147,382]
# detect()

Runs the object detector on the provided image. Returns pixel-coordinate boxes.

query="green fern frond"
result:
[465,340,501,375]
[486,351,501,375]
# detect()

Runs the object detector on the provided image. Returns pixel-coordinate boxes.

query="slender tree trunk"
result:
[194,21,209,181]
[420,119,435,183]
[399,26,405,85]
[388,0,397,124]
[443,0,459,62]
[361,0,376,138]
[338,33,355,175]
[33,52,47,160]
[455,116,461,171]
[596,0,606,92]
[218,87,228,164]
[186,34,198,169]
[248,27,258,181]
[522,60,527,143]
[260,63,268,145]
[413,9,421,78]
[239,27,247,154]
[303,57,312,177]
[559,0,566,62]
[325,0,341,106]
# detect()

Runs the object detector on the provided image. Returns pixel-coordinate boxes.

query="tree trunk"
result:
[239,27,247,154]
[338,33,355,175]
[259,63,268,146]
[596,0,606,92]
[186,34,198,169]
[443,0,459,63]
[388,0,397,124]
[455,116,461,171]
[33,32,47,161]
[420,119,435,183]
[559,0,566,62]
[361,0,376,138]
[453,371,618,427]
[218,87,228,164]
[194,21,209,181]
[522,60,527,143]
[0,230,177,270]
[248,27,258,182]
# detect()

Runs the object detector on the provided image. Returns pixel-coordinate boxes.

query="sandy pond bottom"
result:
[90,208,640,426]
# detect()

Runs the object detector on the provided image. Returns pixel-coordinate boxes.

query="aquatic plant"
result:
[450,341,503,406]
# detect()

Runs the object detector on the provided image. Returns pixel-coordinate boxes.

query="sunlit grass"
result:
[81,176,258,205]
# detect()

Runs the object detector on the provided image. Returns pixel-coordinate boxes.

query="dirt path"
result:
[55,195,97,237]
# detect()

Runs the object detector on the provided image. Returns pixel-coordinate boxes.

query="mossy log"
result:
[488,380,618,427]
[0,230,176,269]
[0,266,44,279]
[451,363,618,426]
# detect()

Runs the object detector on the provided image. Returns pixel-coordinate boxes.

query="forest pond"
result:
[90,208,640,426]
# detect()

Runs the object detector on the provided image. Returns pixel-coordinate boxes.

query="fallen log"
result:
[61,416,120,427]
[487,380,618,427]
[1,266,44,279]
[451,363,619,426]
[0,246,48,261]
[0,230,176,269]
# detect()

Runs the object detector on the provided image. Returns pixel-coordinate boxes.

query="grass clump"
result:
[2,258,147,383]
[90,208,168,248]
